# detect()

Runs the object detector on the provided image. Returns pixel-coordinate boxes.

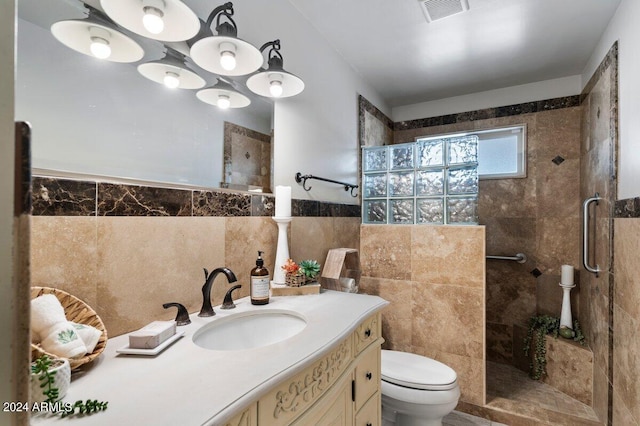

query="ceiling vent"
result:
[419,0,469,22]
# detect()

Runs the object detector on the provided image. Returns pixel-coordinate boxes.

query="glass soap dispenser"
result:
[250,251,270,305]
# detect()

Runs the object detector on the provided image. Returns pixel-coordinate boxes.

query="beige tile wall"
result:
[395,108,583,368]
[613,218,640,425]
[31,216,360,337]
[359,224,486,406]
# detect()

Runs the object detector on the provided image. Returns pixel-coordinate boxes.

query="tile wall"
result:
[30,177,360,337]
[394,102,583,369]
[359,224,486,406]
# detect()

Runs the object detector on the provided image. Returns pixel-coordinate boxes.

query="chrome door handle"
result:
[582,192,602,276]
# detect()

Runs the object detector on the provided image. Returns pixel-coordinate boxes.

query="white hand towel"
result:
[71,322,102,354]
[31,294,67,336]
[40,322,87,359]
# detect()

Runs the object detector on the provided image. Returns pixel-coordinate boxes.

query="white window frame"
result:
[416,124,527,180]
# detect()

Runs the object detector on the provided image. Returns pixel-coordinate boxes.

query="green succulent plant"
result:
[299,260,321,279]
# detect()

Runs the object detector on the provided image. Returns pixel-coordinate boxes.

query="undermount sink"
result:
[192,309,307,351]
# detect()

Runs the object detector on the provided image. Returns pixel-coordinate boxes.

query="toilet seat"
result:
[381,350,458,391]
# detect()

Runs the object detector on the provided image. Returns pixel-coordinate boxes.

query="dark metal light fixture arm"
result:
[205,2,234,30]
[295,172,359,197]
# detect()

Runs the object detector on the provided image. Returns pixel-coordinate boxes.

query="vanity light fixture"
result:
[137,48,206,89]
[196,80,251,109]
[190,2,263,76]
[246,40,304,98]
[51,8,144,63]
[100,0,200,42]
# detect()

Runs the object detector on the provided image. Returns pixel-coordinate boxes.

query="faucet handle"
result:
[163,302,191,326]
[221,285,242,309]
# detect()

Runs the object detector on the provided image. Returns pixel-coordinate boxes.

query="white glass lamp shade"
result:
[137,62,206,89]
[196,86,251,108]
[51,20,144,63]
[247,70,305,98]
[100,0,200,42]
[190,36,263,76]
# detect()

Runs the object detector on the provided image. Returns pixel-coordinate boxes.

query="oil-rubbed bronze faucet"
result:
[199,267,238,317]
[221,284,242,309]
[163,302,191,326]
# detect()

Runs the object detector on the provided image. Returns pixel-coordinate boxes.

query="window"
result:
[417,125,526,179]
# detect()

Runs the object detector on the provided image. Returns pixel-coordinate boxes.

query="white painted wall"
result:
[392,75,582,122]
[232,0,390,204]
[0,0,16,423]
[582,0,640,200]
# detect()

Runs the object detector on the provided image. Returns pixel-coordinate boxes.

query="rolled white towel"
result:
[40,322,87,359]
[31,294,67,337]
[71,322,102,354]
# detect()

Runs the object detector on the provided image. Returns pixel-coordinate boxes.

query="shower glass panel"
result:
[362,137,479,225]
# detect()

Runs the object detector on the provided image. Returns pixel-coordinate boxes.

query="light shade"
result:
[247,69,304,98]
[137,50,206,89]
[190,35,263,77]
[246,40,304,98]
[189,3,263,76]
[51,12,144,63]
[100,0,200,42]
[196,81,251,108]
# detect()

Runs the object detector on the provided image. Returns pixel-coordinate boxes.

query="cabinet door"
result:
[355,392,380,426]
[354,346,380,410]
[291,374,353,426]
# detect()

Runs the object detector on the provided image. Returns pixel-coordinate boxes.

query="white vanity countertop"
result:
[31,290,388,425]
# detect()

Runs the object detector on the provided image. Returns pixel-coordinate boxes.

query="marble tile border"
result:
[15,122,32,216]
[31,176,360,218]
[394,95,581,131]
[614,197,640,218]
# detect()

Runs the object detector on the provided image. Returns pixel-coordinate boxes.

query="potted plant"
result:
[523,315,585,380]
[30,355,109,417]
[299,260,321,283]
[282,259,305,287]
[30,355,71,403]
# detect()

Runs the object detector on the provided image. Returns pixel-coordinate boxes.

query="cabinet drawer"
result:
[355,392,380,426]
[354,314,380,354]
[354,346,380,410]
[258,338,353,425]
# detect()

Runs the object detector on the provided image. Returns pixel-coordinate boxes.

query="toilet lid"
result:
[381,350,457,391]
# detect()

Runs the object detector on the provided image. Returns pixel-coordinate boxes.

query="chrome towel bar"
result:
[583,192,602,276]
[486,253,527,263]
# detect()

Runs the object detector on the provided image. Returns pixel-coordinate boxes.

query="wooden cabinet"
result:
[225,404,257,426]
[251,312,383,426]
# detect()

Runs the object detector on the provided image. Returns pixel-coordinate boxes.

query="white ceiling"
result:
[287,0,621,107]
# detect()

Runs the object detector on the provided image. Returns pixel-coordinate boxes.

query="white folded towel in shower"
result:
[31,294,67,337]
[40,322,87,359]
[71,322,102,354]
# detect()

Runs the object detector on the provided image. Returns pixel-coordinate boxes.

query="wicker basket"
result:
[31,287,107,370]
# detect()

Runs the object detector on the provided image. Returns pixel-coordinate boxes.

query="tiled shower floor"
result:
[486,361,601,425]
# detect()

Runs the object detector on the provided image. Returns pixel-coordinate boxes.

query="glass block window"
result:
[417,125,526,179]
[362,137,478,225]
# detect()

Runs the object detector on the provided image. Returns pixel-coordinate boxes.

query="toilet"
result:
[381,350,460,426]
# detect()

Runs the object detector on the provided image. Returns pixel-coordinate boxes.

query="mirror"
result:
[16,0,274,192]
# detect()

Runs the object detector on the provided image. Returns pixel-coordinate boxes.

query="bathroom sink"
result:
[192,310,307,351]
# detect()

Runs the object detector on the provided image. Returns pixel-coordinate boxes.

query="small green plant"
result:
[523,315,586,380]
[31,355,60,403]
[31,355,108,417]
[299,260,321,280]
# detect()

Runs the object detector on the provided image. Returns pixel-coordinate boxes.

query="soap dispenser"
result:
[250,251,270,305]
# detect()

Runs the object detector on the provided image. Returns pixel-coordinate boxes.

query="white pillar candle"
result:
[275,185,291,218]
[561,264,574,286]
